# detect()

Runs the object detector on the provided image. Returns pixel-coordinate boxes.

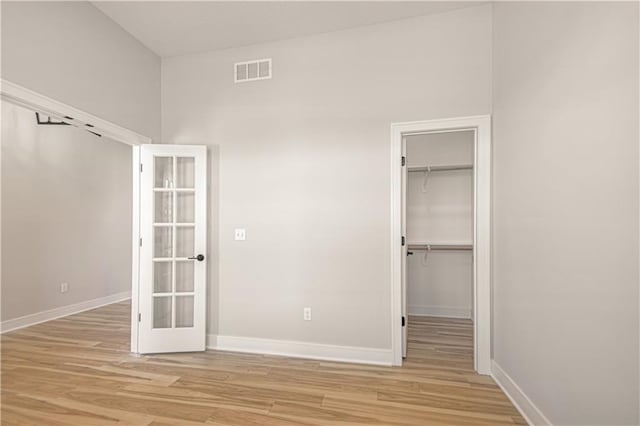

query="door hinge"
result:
[140,163,143,173]
[139,238,142,247]
[402,316,406,327]
[401,236,405,246]
[401,156,406,167]
[138,313,141,322]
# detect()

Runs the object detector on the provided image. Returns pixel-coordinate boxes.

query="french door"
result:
[137,144,207,353]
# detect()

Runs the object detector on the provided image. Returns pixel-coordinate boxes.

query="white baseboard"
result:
[208,334,394,366]
[1,291,131,333]
[408,305,471,319]
[491,360,552,426]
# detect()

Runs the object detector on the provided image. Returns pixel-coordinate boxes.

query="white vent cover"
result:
[234,58,272,83]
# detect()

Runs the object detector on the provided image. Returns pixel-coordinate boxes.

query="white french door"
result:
[137,144,207,354]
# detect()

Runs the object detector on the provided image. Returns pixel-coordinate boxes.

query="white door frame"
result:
[0,79,151,353]
[390,115,492,374]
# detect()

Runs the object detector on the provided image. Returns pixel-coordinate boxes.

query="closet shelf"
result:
[408,164,473,173]
[408,243,473,251]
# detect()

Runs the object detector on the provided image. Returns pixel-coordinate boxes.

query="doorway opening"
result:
[391,116,491,374]
[0,80,148,346]
[404,130,474,369]
[1,81,209,355]
[0,92,143,341]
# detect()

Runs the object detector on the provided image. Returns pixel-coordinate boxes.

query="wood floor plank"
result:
[1,303,525,425]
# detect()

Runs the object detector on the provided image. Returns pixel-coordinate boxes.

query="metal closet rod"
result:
[408,164,473,172]
[408,244,473,251]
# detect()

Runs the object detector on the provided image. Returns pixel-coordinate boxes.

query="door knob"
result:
[188,254,205,262]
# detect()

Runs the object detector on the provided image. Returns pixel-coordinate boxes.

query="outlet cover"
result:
[234,228,246,241]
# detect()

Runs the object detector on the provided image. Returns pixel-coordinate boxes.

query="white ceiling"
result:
[93,1,479,58]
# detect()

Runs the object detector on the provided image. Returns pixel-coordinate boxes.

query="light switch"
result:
[234,228,246,241]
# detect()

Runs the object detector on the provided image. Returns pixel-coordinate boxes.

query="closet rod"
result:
[408,244,473,251]
[408,164,473,173]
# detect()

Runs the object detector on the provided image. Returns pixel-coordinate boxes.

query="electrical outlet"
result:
[60,282,69,293]
[303,307,311,321]
[234,228,246,241]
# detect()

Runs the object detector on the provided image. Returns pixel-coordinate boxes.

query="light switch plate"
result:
[234,228,246,241]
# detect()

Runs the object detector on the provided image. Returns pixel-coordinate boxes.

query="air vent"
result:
[234,58,272,83]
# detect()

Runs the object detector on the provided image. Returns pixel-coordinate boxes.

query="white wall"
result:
[492,2,639,424]
[162,4,492,349]
[1,101,131,321]
[406,131,474,318]
[1,1,161,141]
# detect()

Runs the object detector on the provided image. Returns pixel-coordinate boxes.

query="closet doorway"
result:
[391,116,491,374]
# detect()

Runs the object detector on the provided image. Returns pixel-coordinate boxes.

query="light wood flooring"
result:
[1,302,525,425]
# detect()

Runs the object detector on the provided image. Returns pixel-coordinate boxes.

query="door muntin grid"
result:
[152,156,196,329]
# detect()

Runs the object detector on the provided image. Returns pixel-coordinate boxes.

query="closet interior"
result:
[405,130,474,359]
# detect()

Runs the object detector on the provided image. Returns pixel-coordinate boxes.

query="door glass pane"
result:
[155,157,173,188]
[176,193,194,223]
[176,261,194,292]
[153,296,172,328]
[154,192,173,223]
[154,227,172,258]
[176,157,195,188]
[176,296,194,328]
[153,262,172,293]
[176,227,194,258]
